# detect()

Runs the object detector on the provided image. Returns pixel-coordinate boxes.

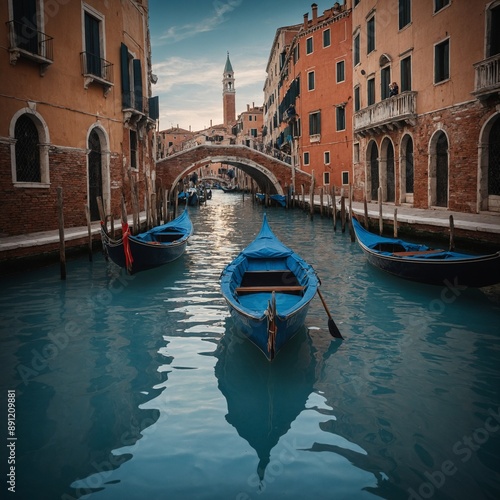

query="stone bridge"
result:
[155,144,312,195]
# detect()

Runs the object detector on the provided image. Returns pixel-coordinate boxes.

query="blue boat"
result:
[220,214,320,360]
[255,193,287,207]
[351,216,500,287]
[101,209,193,274]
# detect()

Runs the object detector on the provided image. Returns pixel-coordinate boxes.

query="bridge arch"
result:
[155,144,312,196]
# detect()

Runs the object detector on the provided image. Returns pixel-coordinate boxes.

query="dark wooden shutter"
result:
[149,96,159,120]
[120,43,131,108]
[133,59,143,112]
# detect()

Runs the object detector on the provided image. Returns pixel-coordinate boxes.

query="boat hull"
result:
[101,210,192,274]
[224,294,313,360]
[104,237,189,273]
[352,217,500,287]
[220,214,319,360]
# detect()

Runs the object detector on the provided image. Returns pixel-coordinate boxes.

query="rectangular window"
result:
[434,0,450,13]
[130,130,138,170]
[367,78,375,105]
[306,37,313,54]
[399,0,411,30]
[303,152,310,165]
[308,71,315,91]
[400,56,412,91]
[84,11,102,77]
[336,106,346,131]
[354,0,360,5]
[324,151,330,164]
[293,43,300,63]
[381,66,391,99]
[336,60,345,82]
[354,85,360,112]
[434,38,450,83]
[353,33,360,66]
[324,172,330,185]
[323,29,331,48]
[251,128,257,137]
[12,0,39,54]
[309,111,321,135]
[342,171,349,185]
[367,16,375,54]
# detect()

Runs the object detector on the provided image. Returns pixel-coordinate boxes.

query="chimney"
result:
[210,119,213,127]
[312,3,318,22]
[303,12,308,28]
[247,104,250,111]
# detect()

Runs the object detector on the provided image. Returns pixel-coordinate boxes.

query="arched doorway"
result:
[88,129,103,220]
[429,131,448,208]
[400,134,414,204]
[436,133,448,207]
[386,141,395,202]
[368,141,379,201]
[487,118,500,210]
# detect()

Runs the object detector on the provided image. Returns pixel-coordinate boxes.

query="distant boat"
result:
[101,209,193,274]
[220,214,321,360]
[220,185,240,193]
[255,193,287,207]
[351,216,500,287]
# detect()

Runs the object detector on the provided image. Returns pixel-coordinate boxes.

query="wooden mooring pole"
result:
[85,204,92,261]
[449,215,455,251]
[378,187,383,235]
[332,186,337,231]
[394,208,398,238]
[349,184,355,242]
[57,187,66,280]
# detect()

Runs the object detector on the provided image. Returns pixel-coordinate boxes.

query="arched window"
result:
[15,115,41,182]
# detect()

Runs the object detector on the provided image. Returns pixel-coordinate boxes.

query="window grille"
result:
[15,115,40,182]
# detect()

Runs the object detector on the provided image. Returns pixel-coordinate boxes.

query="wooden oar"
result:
[317,288,344,339]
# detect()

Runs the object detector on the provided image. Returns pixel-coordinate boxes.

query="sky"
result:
[148,0,342,132]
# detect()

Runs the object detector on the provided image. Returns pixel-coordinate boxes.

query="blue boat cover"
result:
[240,214,293,259]
[133,209,193,243]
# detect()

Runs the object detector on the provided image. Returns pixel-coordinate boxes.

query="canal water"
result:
[1,190,500,500]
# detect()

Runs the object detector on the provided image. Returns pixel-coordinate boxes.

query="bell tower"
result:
[223,52,236,127]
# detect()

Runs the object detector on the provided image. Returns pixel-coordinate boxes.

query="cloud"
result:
[158,0,243,44]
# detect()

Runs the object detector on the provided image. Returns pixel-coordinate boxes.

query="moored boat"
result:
[220,214,321,360]
[351,216,500,287]
[101,209,193,274]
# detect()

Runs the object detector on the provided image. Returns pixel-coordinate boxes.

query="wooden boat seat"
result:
[392,249,444,257]
[236,285,305,294]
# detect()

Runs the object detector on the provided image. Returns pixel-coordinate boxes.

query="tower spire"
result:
[223,52,235,126]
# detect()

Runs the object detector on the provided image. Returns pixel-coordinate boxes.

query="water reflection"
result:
[214,321,337,482]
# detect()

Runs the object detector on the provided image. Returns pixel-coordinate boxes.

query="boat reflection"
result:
[214,322,319,480]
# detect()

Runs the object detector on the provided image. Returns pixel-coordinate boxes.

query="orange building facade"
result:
[234,104,264,149]
[268,2,353,191]
[352,0,500,213]
[0,0,158,237]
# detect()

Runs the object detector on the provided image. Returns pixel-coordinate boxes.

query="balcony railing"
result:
[354,91,417,135]
[6,20,53,73]
[472,54,500,100]
[80,52,114,95]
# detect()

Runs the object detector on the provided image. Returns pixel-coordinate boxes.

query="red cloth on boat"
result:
[122,222,133,272]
